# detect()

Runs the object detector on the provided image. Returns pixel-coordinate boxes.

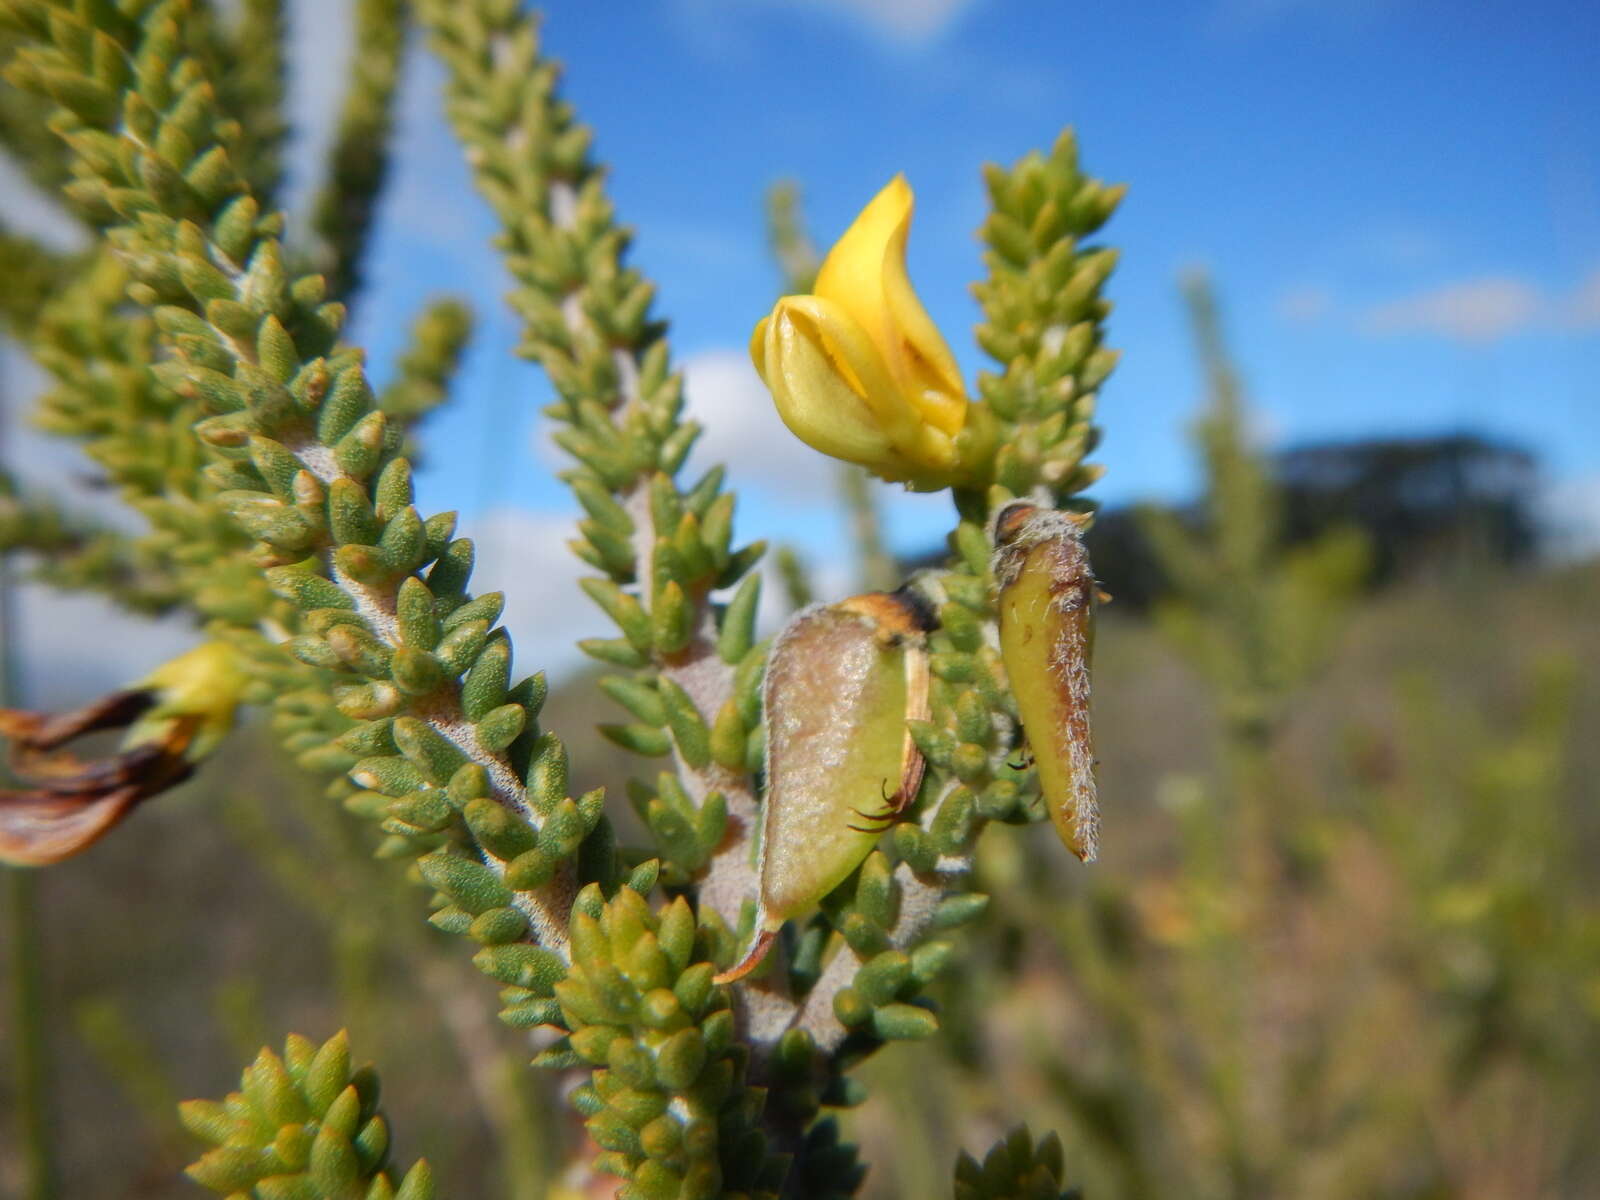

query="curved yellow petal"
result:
[813,175,967,437]
[813,175,912,346]
[780,295,931,452]
[749,316,771,385]
[761,297,915,473]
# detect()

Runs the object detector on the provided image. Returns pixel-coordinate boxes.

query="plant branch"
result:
[5,0,581,954]
[421,0,766,938]
[307,0,407,302]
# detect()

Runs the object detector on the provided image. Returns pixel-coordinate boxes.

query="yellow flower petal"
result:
[813,175,967,437]
[136,641,247,758]
[749,316,771,385]
[749,175,974,488]
[758,296,934,480]
[760,297,921,474]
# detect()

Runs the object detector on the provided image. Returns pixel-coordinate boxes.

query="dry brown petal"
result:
[0,690,196,866]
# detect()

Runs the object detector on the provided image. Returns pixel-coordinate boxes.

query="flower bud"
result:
[992,503,1101,861]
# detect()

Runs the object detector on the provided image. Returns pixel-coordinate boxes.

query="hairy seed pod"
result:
[716,591,933,982]
[993,502,1101,861]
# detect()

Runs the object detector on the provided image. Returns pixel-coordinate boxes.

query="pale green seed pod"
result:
[717,591,931,982]
[993,502,1101,862]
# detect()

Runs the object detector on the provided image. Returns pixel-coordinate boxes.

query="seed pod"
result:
[716,591,932,982]
[993,502,1101,861]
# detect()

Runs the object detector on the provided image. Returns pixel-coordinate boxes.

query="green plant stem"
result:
[418,959,556,1197]
[838,465,897,592]
[773,545,814,611]
[5,869,56,1200]
[2,334,58,1200]
[71,997,188,1162]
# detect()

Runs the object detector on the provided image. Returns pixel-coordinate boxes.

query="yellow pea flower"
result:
[750,175,973,488]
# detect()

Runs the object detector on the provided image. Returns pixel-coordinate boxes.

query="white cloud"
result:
[749,548,854,630]
[1,351,202,708]
[2,502,596,708]
[534,350,814,490]
[676,0,977,50]
[0,349,111,501]
[10,584,199,707]
[1358,276,1543,343]
[1354,266,1600,342]
[465,495,877,693]
[680,348,839,501]
[2,357,199,701]
[1276,284,1333,325]
[807,0,977,41]
[464,501,865,687]
[463,507,600,682]
[367,48,493,264]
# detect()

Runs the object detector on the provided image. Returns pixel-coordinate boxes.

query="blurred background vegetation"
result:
[2,262,1595,1196]
[0,0,1594,1192]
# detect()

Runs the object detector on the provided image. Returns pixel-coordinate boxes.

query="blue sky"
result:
[3,0,1598,687]
[343,0,1600,565]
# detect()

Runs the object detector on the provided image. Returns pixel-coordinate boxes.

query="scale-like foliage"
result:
[3,0,586,959]
[954,1126,1082,1200]
[181,1031,434,1199]
[0,2,1126,1194]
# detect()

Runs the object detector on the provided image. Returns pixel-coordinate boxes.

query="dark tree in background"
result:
[1085,433,1543,611]
[1276,434,1540,580]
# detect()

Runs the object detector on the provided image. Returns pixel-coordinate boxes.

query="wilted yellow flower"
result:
[135,640,247,759]
[0,641,246,865]
[750,175,972,487]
